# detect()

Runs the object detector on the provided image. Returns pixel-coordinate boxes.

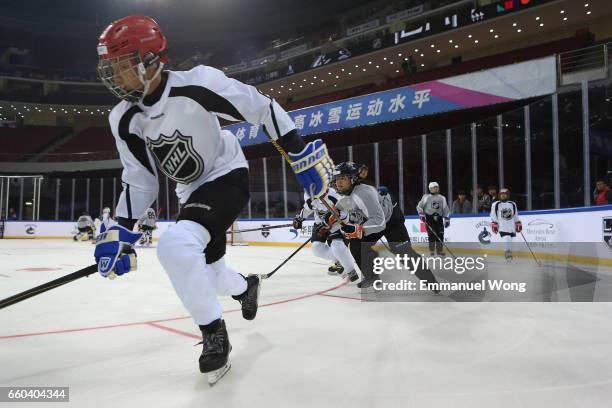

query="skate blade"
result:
[207,361,231,386]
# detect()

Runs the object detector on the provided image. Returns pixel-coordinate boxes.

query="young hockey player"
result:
[416,182,451,256]
[136,207,157,246]
[74,212,95,242]
[95,15,334,384]
[292,189,358,282]
[490,188,522,261]
[332,162,439,290]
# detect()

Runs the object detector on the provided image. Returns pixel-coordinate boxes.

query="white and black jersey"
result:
[137,208,157,229]
[416,194,450,217]
[299,188,341,232]
[490,200,520,233]
[336,184,386,236]
[109,65,296,220]
[77,215,94,229]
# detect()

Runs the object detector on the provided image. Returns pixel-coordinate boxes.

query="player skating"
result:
[136,207,157,246]
[73,212,95,242]
[292,189,358,282]
[490,188,522,261]
[332,162,439,291]
[417,182,451,256]
[95,15,334,384]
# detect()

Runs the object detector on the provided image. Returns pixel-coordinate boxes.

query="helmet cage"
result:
[97,51,164,103]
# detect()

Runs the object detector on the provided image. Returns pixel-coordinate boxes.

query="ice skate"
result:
[345,269,359,282]
[328,261,344,276]
[198,319,232,385]
[232,274,260,320]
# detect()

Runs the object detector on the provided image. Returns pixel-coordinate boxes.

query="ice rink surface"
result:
[2,239,612,408]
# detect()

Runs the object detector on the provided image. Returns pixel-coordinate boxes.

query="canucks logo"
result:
[25,224,36,235]
[478,227,491,244]
[147,130,204,184]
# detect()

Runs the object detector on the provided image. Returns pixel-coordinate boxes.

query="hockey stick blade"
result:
[0,264,98,310]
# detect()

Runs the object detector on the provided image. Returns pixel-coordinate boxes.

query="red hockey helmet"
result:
[97,15,168,102]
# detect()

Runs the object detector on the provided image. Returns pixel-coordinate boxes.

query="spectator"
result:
[7,207,17,220]
[475,185,491,213]
[452,191,472,214]
[594,179,612,205]
[488,185,498,205]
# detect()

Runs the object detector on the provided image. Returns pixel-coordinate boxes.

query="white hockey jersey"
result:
[490,200,520,233]
[299,188,342,232]
[108,65,296,220]
[137,208,157,228]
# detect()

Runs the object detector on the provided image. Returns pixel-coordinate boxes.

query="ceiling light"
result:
[436,49,440,53]
[420,53,424,57]
[560,10,565,14]
[421,63,425,67]
[389,61,394,64]
[398,53,402,57]
[299,85,303,88]
[586,10,591,14]
[280,85,284,88]
[341,68,345,71]
[584,3,589,7]
[539,23,544,26]
[395,70,400,73]
[449,39,453,43]
[430,44,435,48]
[468,34,473,38]
[414,48,419,52]
[474,40,479,43]
[535,16,540,20]
[335,75,339,78]
[454,44,459,48]
[375,65,380,68]
[362,68,366,71]
[355,64,359,68]
[348,72,352,75]
[328,72,332,75]
[368,61,372,64]
[563,17,568,20]
[303,78,306,82]
[310,82,314,85]
[489,29,494,32]
[383,57,387,61]
[288,88,292,91]
[313,76,317,79]
[517,29,522,32]
[512,22,517,27]
[292,82,295,85]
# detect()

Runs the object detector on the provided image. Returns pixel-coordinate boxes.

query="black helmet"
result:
[333,161,360,194]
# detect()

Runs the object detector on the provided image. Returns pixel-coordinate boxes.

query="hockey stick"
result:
[0,264,98,310]
[226,223,294,234]
[261,238,312,279]
[520,231,542,266]
[423,219,456,259]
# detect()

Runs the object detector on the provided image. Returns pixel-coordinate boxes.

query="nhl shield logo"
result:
[147,130,204,184]
[604,217,612,249]
[261,224,271,238]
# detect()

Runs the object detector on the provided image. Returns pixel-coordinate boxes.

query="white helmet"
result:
[102,207,111,214]
[428,182,439,192]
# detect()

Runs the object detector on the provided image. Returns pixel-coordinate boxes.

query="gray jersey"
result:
[336,184,386,236]
[108,65,296,220]
[137,208,157,228]
[416,194,450,217]
[77,215,94,229]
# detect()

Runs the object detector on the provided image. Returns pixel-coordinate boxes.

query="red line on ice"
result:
[0,281,348,340]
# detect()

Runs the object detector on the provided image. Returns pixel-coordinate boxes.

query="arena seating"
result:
[0,125,71,160]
